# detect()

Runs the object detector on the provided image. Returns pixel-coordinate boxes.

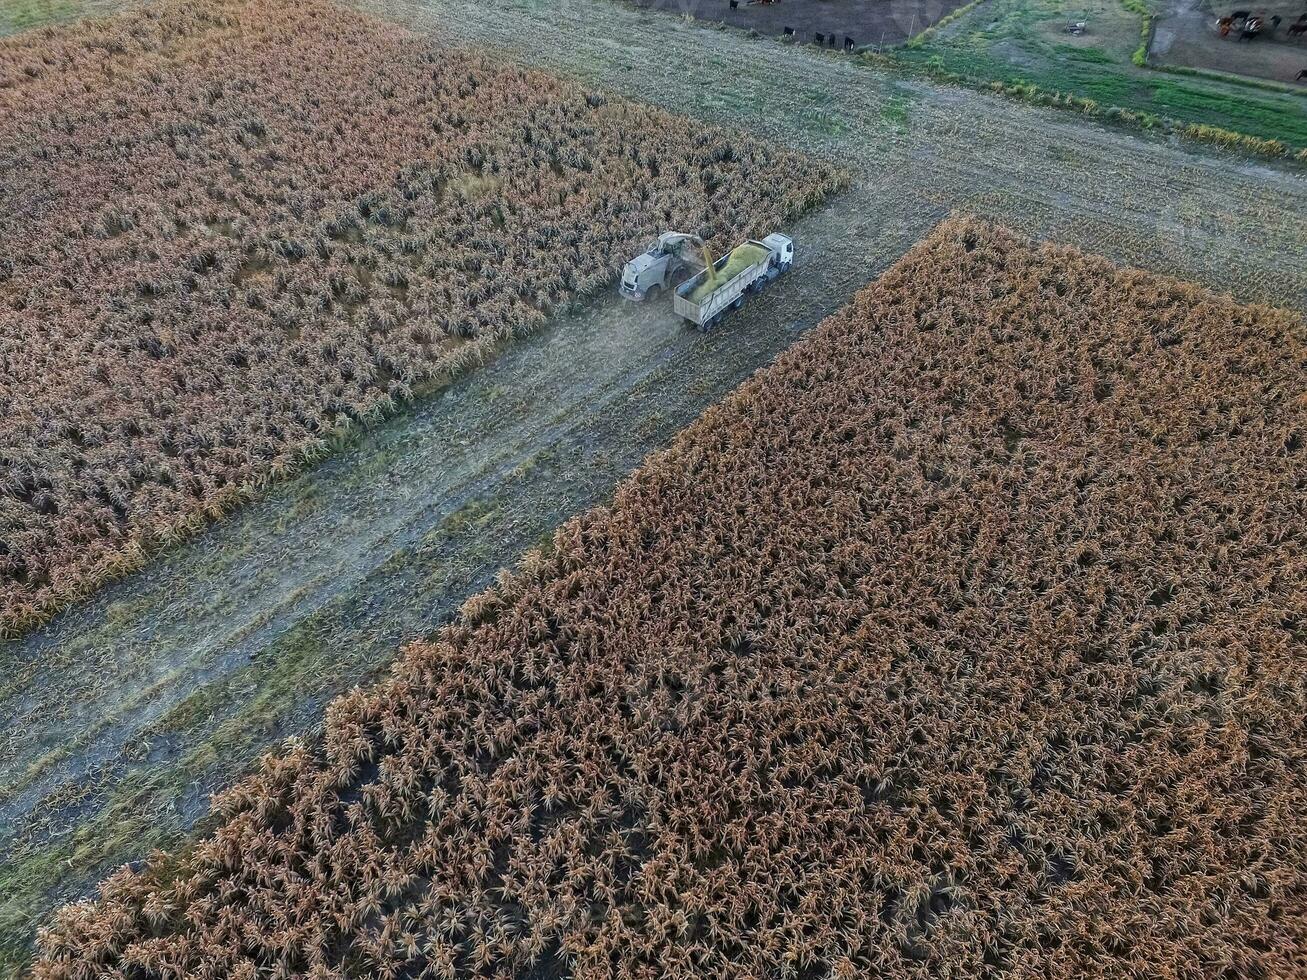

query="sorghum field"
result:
[0,0,840,636]
[35,217,1307,978]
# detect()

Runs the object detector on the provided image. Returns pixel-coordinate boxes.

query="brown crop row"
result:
[0,0,842,635]
[33,217,1307,978]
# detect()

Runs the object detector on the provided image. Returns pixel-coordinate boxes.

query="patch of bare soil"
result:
[626,0,971,50]
[1151,0,1307,85]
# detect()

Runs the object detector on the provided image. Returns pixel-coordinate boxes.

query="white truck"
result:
[619,230,794,332]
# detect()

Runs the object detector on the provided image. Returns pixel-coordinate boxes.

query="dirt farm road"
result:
[2,0,1305,968]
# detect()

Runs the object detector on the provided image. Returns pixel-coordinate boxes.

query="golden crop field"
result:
[0,0,841,636]
[34,217,1306,978]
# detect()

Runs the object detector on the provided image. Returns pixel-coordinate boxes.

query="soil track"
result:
[2,0,1306,969]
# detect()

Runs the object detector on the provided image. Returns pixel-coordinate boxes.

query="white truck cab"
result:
[761,233,794,272]
[619,244,670,301]
[620,230,794,330]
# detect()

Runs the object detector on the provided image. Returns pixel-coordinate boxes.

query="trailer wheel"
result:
[732,296,745,311]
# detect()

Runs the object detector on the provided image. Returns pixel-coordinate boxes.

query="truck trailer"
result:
[619,231,794,331]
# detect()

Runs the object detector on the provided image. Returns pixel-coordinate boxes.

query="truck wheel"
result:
[732,296,745,310]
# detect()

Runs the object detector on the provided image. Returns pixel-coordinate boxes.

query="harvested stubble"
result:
[34,217,1307,978]
[0,0,842,636]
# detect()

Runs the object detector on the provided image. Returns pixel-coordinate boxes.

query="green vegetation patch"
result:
[0,0,104,36]
[894,0,1307,149]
